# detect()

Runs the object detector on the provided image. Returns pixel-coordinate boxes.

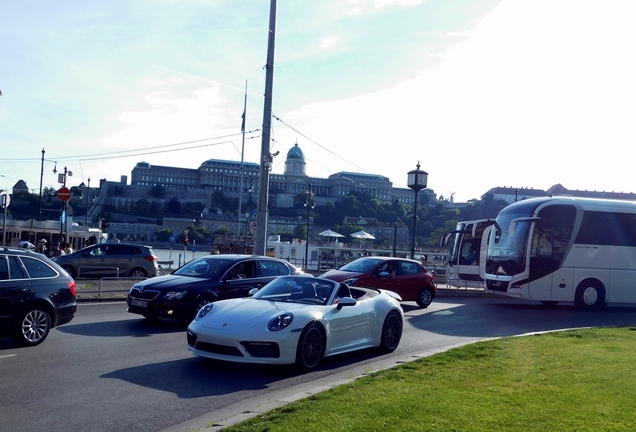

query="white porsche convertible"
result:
[186,275,404,370]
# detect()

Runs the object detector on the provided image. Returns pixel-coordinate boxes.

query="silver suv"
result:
[52,243,159,278]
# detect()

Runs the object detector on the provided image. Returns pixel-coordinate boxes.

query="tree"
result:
[134,199,151,215]
[154,228,172,242]
[166,198,181,215]
[213,226,232,236]
[293,224,307,241]
[5,191,38,220]
[149,184,166,199]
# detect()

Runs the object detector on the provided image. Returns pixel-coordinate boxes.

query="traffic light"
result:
[102,219,109,232]
[184,237,189,246]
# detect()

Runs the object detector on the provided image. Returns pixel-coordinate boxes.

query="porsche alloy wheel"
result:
[379,310,402,352]
[296,323,325,370]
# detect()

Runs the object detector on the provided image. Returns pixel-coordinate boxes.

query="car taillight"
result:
[68,280,77,296]
[144,255,157,261]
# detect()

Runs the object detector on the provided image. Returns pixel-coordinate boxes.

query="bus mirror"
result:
[509,222,517,238]
[440,233,452,247]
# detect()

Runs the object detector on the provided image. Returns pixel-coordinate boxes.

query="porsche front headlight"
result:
[268,313,294,331]
[195,303,213,321]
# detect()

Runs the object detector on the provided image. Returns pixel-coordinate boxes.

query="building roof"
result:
[484,186,549,198]
[546,184,636,201]
[286,143,304,161]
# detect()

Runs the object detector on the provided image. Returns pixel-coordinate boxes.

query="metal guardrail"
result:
[97,276,147,298]
[78,266,120,278]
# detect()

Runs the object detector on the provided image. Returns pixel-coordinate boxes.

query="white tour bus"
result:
[441,219,495,288]
[484,196,636,309]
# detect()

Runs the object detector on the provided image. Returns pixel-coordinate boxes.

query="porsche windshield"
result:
[253,276,338,305]
[486,216,531,276]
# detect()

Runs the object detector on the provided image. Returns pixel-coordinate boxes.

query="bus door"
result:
[527,216,575,302]
[478,225,493,284]
[549,268,575,302]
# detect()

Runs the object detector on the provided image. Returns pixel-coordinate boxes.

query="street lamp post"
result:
[245,212,250,249]
[304,183,315,269]
[59,166,72,240]
[393,198,399,257]
[85,177,91,226]
[407,162,428,260]
[38,148,57,221]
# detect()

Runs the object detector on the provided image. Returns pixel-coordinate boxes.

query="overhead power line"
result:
[272,114,367,174]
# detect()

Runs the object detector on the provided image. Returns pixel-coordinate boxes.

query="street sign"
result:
[250,221,257,233]
[0,191,10,208]
[57,187,71,201]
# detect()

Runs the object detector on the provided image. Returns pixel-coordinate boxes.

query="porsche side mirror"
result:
[337,297,357,309]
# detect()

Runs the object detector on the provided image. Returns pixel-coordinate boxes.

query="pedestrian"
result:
[64,242,73,254]
[34,239,48,255]
[49,242,63,257]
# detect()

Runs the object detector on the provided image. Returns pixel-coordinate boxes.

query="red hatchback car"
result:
[320,256,436,308]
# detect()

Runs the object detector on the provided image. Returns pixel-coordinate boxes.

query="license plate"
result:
[131,299,148,308]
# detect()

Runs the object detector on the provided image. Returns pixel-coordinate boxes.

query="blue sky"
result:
[1,0,635,204]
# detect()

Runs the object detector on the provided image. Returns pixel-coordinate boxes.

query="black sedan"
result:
[127,255,301,321]
[0,247,77,346]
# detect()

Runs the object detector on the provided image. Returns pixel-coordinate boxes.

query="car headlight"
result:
[163,290,188,300]
[343,277,358,285]
[268,313,294,331]
[195,303,213,321]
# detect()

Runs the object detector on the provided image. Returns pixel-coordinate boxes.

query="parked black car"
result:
[0,247,77,346]
[127,255,301,321]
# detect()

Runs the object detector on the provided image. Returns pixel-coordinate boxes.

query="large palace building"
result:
[127,143,416,209]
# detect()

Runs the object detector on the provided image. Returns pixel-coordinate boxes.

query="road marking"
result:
[0,354,17,359]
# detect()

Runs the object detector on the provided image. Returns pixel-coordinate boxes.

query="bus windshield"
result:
[486,216,531,276]
[447,222,467,265]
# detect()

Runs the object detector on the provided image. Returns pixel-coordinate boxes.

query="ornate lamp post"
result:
[407,162,428,260]
[304,183,315,269]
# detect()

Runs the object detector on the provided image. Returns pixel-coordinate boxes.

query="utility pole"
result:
[254,0,277,256]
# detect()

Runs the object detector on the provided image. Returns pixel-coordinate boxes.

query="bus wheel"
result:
[574,279,605,310]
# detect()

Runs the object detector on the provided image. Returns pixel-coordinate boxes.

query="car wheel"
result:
[62,265,76,278]
[130,268,148,278]
[416,287,434,308]
[13,306,51,347]
[574,279,605,310]
[379,310,402,352]
[295,323,325,370]
[195,296,216,311]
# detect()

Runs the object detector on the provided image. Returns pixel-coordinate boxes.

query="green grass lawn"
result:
[222,327,636,432]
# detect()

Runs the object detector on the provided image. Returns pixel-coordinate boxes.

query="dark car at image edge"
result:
[0,247,77,346]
